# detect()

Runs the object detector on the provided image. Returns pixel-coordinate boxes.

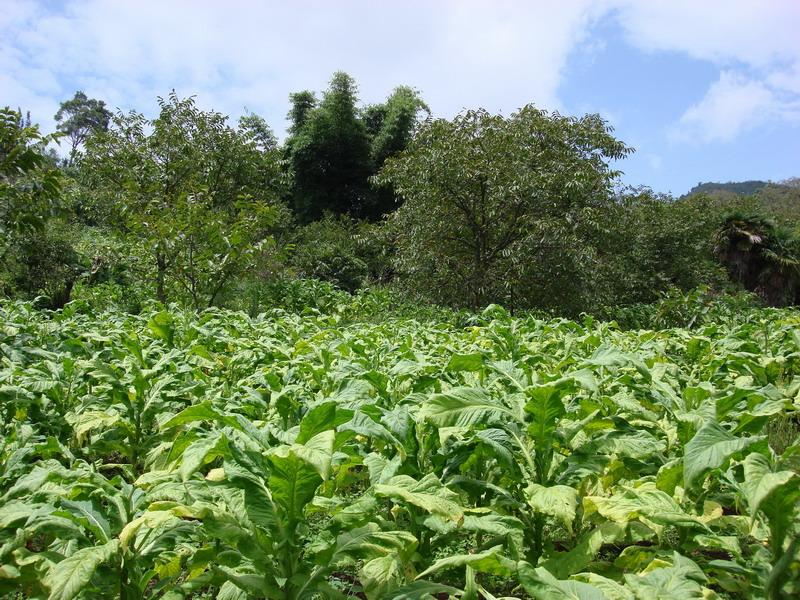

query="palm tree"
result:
[714,213,800,306]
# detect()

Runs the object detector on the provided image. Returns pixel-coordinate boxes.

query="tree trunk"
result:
[156,250,167,304]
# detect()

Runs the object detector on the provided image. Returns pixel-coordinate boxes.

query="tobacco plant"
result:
[0,299,798,599]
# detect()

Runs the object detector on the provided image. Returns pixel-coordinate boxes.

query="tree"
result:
[286,72,372,222]
[376,106,632,312]
[592,189,736,309]
[239,110,278,151]
[368,86,429,168]
[0,107,62,257]
[0,107,79,307]
[54,91,112,156]
[284,74,427,222]
[80,93,288,309]
[364,86,429,219]
[714,213,800,306]
[287,91,317,134]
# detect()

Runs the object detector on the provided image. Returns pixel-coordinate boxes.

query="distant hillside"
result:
[683,179,800,225]
[685,180,769,197]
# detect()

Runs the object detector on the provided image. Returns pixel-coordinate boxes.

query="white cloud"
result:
[3,0,798,148]
[613,0,800,68]
[671,71,795,142]
[610,0,800,143]
[0,0,603,136]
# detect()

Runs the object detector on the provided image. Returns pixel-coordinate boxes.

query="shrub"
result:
[290,215,392,292]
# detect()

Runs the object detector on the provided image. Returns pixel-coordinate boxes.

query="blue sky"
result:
[2,0,799,196]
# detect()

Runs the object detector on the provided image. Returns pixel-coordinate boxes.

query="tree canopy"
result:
[377,105,632,312]
[54,91,112,157]
[3,81,799,314]
[80,92,288,308]
[285,72,427,222]
[0,107,62,253]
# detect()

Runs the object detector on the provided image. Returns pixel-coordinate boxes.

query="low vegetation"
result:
[1,295,799,598]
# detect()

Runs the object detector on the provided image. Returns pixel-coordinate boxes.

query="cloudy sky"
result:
[3,0,799,195]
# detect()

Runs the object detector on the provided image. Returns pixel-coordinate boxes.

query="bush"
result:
[290,215,394,292]
[67,227,151,312]
[225,277,349,316]
[0,220,82,309]
[601,286,762,330]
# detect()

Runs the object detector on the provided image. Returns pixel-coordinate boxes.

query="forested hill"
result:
[684,180,769,197]
[683,178,800,224]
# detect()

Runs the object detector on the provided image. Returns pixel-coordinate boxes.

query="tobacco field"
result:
[0,299,799,599]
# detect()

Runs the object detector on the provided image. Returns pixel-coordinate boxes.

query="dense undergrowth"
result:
[1,294,799,599]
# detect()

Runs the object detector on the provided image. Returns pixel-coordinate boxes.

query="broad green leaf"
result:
[527,484,578,533]
[540,523,625,579]
[217,581,247,600]
[417,546,516,578]
[421,387,517,428]
[363,452,402,485]
[488,359,528,390]
[147,310,175,346]
[43,539,119,600]
[584,486,703,528]
[518,561,607,599]
[59,500,112,543]
[683,422,763,488]
[623,552,707,599]
[740,451,800,551]
[296,401,337,444]
[740,452,798,519]
[375,474,464,523]
[589,429,666,459]
[268,429,335,480]
[331,523,418,565]
[473,428,516,470]
[179,430,227,481]
[361,554,405,600]
[446,352,484,373]
[267,452,325,524]
[68,410,121,445]
[384,580,462,600]
[525,384,567,443]
[571,574,634,600]
[340,411,406,459]
[461,513,526,558]
[119,511,178,551]
[162,402,227,428]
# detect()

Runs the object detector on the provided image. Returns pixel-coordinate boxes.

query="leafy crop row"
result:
[1,300,798,598]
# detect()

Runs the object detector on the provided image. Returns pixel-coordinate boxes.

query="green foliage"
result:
[285,73,427,222]
[0,107,79,307]
[227,277,350,316]
[239,110,278,152]
[0,220,82,309]
[377,105,632,313]
[685,179,800,226]
[0,107,63,255]
[80,92,290,309]
[54,91,112,157]
[365,87,430,219]
[686,180,769,197]
[604,285,762,330]
[286,72,373,222]
[1,296,799,598]
[714,213,800,306]
[291,215,369,292]
[290,215,394,293]
[597,189,736,308]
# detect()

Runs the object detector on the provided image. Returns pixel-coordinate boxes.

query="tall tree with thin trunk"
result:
[54,91,111,157]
